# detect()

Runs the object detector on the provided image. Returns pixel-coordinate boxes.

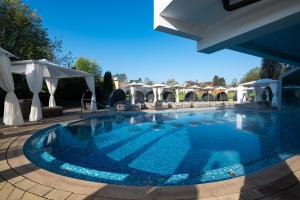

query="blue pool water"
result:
[24,109,300,186]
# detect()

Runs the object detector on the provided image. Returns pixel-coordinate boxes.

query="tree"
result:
[218,77,226,86]
[0,0,74,102]
[0,0,70,62]
[114,73,128,88]
[51,39,75,67]
[102,71,114,102]
[115,73,128,83]
[143,77,154,85]
[260,58,285,79]
[231,78,239,87]
[74,57,102,79]
[212,75,226,86]
[166,78,179,86]
[240,67,261,83]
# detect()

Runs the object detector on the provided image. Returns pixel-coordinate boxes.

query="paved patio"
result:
[0,108,300,200]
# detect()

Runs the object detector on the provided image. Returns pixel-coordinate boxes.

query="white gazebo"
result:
[171,84,183,103]
[127,82,144,104]
[152,83,166,103]
[215,86,227,91]
[0,47,24,126]
[10,59,97,121]
[203,85,214,91]
[243,79,279,107]
[190,85,201,91]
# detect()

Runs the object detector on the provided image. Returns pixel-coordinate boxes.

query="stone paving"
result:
[0,108,300,200]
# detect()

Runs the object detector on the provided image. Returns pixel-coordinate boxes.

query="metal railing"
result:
[80,97,118,118]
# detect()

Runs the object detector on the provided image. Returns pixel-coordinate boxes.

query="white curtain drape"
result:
[25,63,44,121]
[130,87,135,104]
[254,86,263,102]
[0,54,24,126]
[270,83,278,108]
[45,78,58,107]
[157,88,163,101]
[85,75,97,112]
[175,88,179,103]
[152,87,157,103]
[237,85,245,103]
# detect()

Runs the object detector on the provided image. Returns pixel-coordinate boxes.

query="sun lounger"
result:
[116,103,130,111]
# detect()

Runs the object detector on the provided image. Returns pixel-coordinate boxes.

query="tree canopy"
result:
[260,58,286,79]
[74,57,102,78]
[212,75,226,86]
[143,77,154,85]
[240,67,261,83]
[102,71,114,102]
[0,0,71,63]
[231,78,239,87]
[166,78,179,86]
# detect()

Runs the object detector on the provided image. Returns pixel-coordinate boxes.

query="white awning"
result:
[242,79,278,87]
[11,59,90,79]
[10,59,97,121]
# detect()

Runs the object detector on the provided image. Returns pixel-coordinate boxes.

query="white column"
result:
[25,63,43,121]
[175,88,179,102]
[130,86,135,104]
[45,78,58,107]
[0,54,24,125]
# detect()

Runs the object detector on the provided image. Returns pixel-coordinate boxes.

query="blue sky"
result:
[24,0,261,84]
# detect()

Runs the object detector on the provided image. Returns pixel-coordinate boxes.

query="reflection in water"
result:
[236,111,276,137]
[39,109,300,186]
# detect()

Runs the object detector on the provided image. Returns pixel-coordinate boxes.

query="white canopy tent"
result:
[242,79,279,107]
[11,59,97,121]
[126,82,144,104]
[171,84,183,103]
[152,84,166,103]
[0,47,24,126]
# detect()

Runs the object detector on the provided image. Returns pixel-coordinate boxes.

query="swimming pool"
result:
[24,109,300,186]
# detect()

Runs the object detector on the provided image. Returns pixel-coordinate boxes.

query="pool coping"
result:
[2,108,300,199]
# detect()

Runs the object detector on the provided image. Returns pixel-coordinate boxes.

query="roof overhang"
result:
[154,0,300,65]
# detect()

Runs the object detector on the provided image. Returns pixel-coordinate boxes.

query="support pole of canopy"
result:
[237,85,244,103]
[152,87,157,103]
[0,53,24,126]
[130,86,135,104]
[85,75,97,112]
[270,83,278,108]
[25,63,43,121]
[157,88,163,101]
[175,88,179,103]
[45,78,58,107]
